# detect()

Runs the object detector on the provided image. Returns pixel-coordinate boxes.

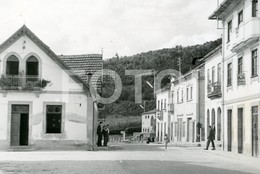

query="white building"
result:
[141,109,156,140]
[204,46,223,147]
[155,85,171,142]
[0,25,99,150]
[171,65,205,144]
[209,0,260,156]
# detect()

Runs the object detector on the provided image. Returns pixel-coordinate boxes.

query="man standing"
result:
[204,126,216,150]
[97,122,103,146]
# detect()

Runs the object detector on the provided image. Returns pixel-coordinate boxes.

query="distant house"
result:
[141,109,156,140]
[0,25,101,150]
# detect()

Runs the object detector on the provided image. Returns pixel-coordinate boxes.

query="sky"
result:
[0,0,222,59]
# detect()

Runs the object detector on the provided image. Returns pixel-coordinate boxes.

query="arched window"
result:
[207,110,210,136]
[217,107,221,141]
[6,55,19,75]
[211,109,215,125]
[26,56,39,76]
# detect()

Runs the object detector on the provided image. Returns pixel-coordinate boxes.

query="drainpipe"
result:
[221,21,225,151]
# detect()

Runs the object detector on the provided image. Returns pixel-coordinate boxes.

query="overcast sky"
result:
[0,0,222,59]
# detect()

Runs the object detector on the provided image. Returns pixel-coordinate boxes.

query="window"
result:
[182,122,186,137]
[26,56,39,76]
[227,63,232,86]
[161,99,163,110]
[212,66,215,83]
[186,88,189,101]
[164,99,166,109]
[217,63,221,82]
[181,90,183,102]
[207,69,210,83]
[238,10,243,25]
[46,105,62,133]
[6,55,19,75]
[238,57,243,75]
[177,91,179,103]
[190,86,193,100]
[158,100,160,110]
[252,0,258,17]
[227,20,232,43]
[252,49,258,77]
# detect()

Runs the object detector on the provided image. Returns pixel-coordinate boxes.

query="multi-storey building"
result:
[204,46,223,147]
[210,0,260,156]
[0,25,99,150]
[155,85,170,142]
[171,65,205,144]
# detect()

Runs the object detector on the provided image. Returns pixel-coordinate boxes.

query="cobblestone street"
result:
[0,143,259,174]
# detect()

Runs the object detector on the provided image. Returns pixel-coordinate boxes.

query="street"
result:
[0,143,259,174]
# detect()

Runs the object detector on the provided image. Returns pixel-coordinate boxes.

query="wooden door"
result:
[227,110,232,152]
[10,113,20,146]
[252,106,258,157]
[238,108,243,154]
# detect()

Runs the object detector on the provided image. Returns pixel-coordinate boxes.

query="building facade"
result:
[171,66,205,144]
[155,86,171,142]
[141,109,156,140]
[0,26,99,150]
[204,46,223,147]
[210,0,260,156]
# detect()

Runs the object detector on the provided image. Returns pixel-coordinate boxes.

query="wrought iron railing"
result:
[207,81,222,99]
[0,75,50,90]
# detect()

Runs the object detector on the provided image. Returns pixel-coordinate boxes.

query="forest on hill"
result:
[99,38,222,134]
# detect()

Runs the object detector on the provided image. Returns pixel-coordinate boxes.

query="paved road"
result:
[0,143,259,174]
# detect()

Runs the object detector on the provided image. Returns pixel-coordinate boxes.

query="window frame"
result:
[252,0,258,17]
[252,49,258,77]
[227,63,232,86]
[227,20,233,43]
[238,10,243,26]
[43,102,65,137]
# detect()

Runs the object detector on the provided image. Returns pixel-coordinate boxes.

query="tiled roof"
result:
[142,109,156,115]
[59,54,103,90]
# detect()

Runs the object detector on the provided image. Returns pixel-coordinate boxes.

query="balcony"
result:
[156,110,163,121]
[169,103,174,113]
[207,81,222,99]
[237,73,246,86]
[0,75,50,91]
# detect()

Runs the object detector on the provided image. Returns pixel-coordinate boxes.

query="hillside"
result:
[100,38,222,134]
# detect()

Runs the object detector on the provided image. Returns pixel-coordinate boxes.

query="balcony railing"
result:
[237,73,246,86]
[0,75,50,91]
[207,81,222,99]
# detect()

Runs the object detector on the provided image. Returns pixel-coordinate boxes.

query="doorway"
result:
[10,105,29,146]
[187,118,193,142]
[252,106,258,157]
[227,109,232,152]
[237,108,243,154]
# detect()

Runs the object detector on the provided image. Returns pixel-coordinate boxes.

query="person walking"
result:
[96,122,103,147]
[204,126,216,150]
[164,134,169,149]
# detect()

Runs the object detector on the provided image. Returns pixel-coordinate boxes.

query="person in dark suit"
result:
[97,122,103,146]
[102,124,110,146]
[204,126,216,150]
